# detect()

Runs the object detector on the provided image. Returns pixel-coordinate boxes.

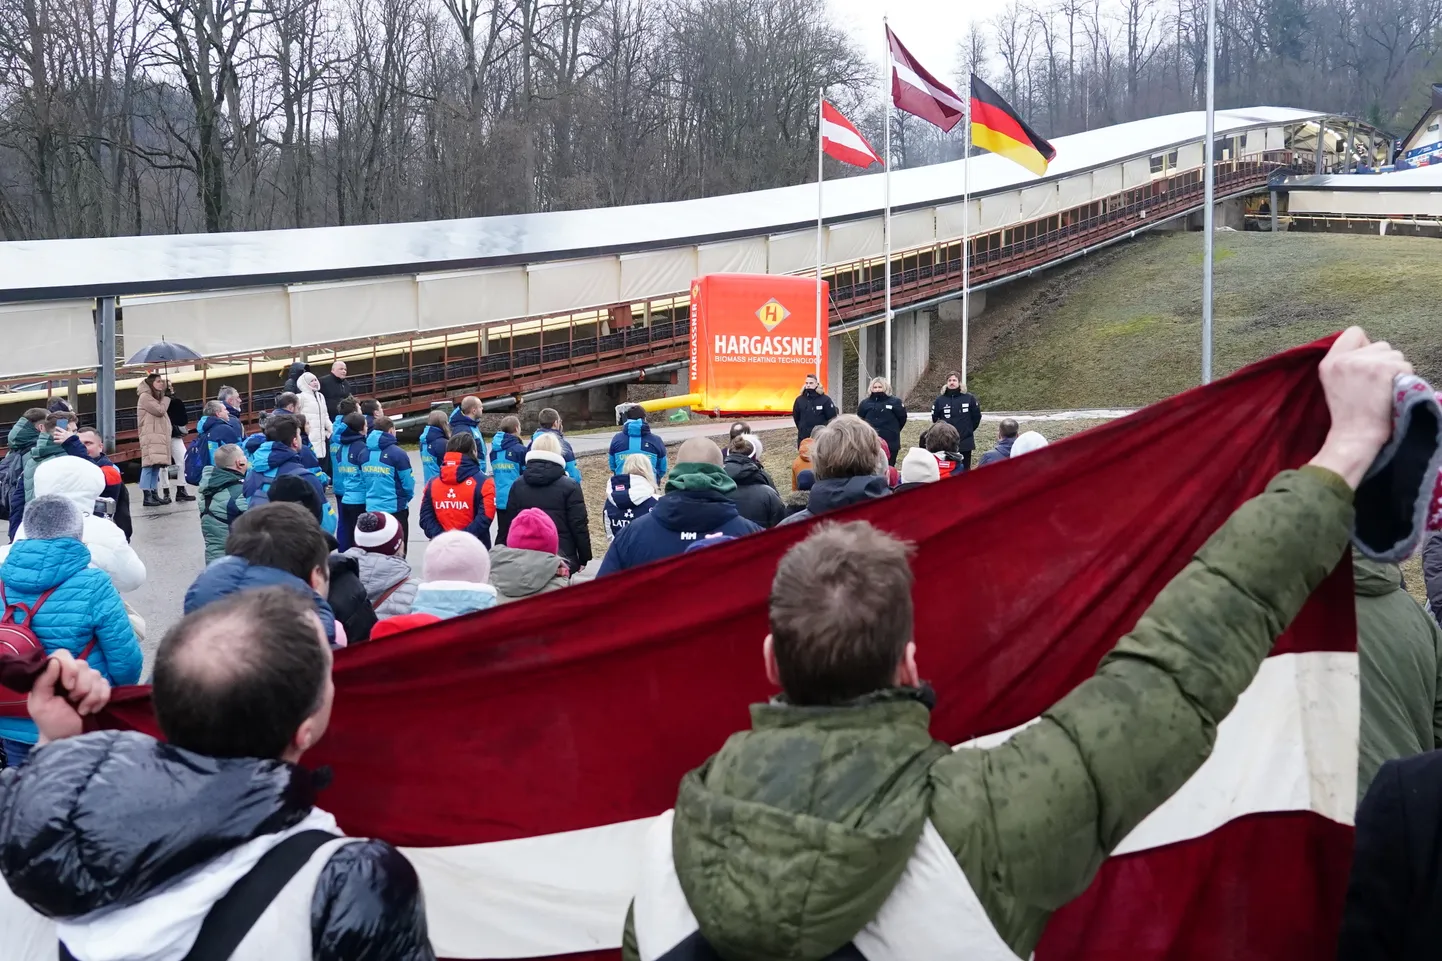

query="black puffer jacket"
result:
[722,453,785,529]
[856,391,908,465]
[503,451,592,570]
[0,731,433,961]
[778,473,892,525]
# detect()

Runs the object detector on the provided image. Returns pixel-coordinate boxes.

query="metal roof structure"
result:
[1281,165,1442,218]
[0,106,1338,378]
[0,106,1319,304]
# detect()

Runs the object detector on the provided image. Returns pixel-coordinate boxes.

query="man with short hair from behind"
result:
[608,405,669,479]
[198,443,249,563]
[0,586,434,960]
[598,438,761,575]
[979,417,1021,467]
[780,415,891,526]
[245,392,300,454]
[449,395,488,469]
[184,501,342,647]
[532,408,582,483]
[622,329,1407,961]
[357,415,415,554]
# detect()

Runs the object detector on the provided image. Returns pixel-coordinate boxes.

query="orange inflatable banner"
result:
[688,273,829,415]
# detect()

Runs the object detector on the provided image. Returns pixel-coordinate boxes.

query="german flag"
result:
[970,75,1057,177]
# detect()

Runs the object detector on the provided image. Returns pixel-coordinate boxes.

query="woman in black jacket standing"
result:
[503,431,592,573]
[856,376,908,467]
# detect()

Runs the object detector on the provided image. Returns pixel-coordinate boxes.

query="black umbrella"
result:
[126,339,203,366]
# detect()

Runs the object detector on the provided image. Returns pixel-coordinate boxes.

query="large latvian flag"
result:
[970,74,1057,176]
[4,339,1360,961]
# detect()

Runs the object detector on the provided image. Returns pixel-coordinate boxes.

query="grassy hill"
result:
[907,231,1442,411]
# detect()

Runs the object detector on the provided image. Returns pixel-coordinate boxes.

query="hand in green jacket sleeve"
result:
[929,466,1354,954]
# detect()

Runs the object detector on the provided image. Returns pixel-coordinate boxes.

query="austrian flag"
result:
[821,101,881,168]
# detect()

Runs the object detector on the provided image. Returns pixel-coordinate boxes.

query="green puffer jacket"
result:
[23,432,79,504]
[622,466,1354,960]
[197,465,247,562]
[1355,550,1442,802]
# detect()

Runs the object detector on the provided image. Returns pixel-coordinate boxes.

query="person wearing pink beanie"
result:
[409,530,497,619]
[490,507,571,603]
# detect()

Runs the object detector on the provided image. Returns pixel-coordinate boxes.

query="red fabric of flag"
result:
[888,26,965,132]
[82,337,1355,961]
[821,100,881,168]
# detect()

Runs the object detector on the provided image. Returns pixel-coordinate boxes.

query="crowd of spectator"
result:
[1,336,1440,961]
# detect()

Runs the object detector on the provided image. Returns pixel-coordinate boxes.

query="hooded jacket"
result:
[409,581,499,619]
[792,388,838,447]
[281,360,308,394]
[243,440,327,511]
[857,391,908,464]
[598,464,762,575]
[326,551,377,645]
[723,453,785,529]
[136,384,173,467]
[0,732,432,961]
[3,455,148,594]
[351,430,414,514]
[198,465,248,562]
[625,466,1356,961]
[490,545,570,602]
[24,432,85,506]
[531,428,582,483]
[419,453,493,546]
[604,473,658,542]
[779,474,892,526]
[503,450,591,571]
[0,537,140,746]
[419,425,449,487]
[184,555,337,645]
[978,435,1017,467]
[489,431,529,510]
[6,418,40,534]
[931,387,982,452]
[448,409,490,470]
[340,547,418,619]
[608,420,669,477]
[196,412,243,463]
[1425,532,1442,628]
[333,422,369,506]
[1356,551,1442,802]
[295,372,331,460]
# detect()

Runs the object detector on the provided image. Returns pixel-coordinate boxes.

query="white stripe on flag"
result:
[892,59,966,111]
[390,650,1357,959]
[821,117,878,161]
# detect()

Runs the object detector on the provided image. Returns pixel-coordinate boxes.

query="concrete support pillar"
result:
[1315,122,1327,174]
[889,309,931,401]
[479,326,490,356]
[827,334,843,401]
[1270,190,1279,232]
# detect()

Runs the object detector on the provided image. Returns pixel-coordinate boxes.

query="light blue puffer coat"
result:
[0,536,140,745]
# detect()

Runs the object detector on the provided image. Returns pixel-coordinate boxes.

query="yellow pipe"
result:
[633,393,703,413]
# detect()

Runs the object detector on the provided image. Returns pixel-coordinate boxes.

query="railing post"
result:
[95,296,117,453]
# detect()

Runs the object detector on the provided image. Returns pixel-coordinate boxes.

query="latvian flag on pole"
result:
[887,26,965,132]
[970,74,1058,176]
[821,101,881,168]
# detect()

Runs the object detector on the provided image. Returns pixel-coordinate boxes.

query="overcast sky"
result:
[827,0,1012,88]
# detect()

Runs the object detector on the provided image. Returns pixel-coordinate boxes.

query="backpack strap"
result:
[58,830,341,961]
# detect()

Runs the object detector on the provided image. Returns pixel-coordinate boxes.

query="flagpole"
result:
[962,75,972,387]
[1201,0,1216,384]
[816,87,825,381]
[883,19,893,388]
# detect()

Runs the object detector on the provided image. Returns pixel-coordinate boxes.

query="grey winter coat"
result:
[490,545,570,602]
[340,547,418,618]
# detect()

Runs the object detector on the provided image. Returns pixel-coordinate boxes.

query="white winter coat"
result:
[0,455,148,594]
[295,372,331,460]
